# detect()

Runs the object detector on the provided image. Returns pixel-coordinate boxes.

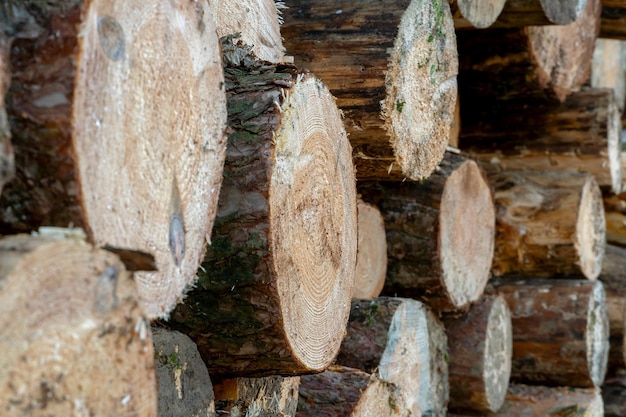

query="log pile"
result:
[1,0,624,415]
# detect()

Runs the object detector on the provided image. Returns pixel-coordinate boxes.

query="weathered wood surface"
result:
[1,0,228,318]
[460,88,623,194]
[0,233,157,416]
[169,39,357,377]
[491,279,609,388]
[591,39,626,112]
[490,171,605,280]
[336,298,449,417]
[214,375,299,417]
[360,152,495,312]
[598,244,626,368]
[0,31,13,194]
[443,295,512,414]
[281,0,458,180]
[449,0,507,28]
[492,0,588,26]
[353,200,387,299]
[601,0,626,39]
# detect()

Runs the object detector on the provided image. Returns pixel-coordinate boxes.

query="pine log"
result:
[213,375,299,416]
[591,39,626,112]
[335,297,449,417]
[353,200,387,299]
[169,39,357,377]
[281,0,458,180]
[449,0,507,28]
[152,327,216,417]
[601,0,626,39]
[296,366,409,417]
[460,88,623,194]
[0,233,157,416]
[213,0,285,63]
[360,152,495,312]
[0,34,13,194]
[457,0,600,102]
[606,211,626,246]
[491,0,588,27]
[1,1,228,318]
[443,295,512,414]
[490,171,606,280]
[598,244,626,368]
[491,279,610,388]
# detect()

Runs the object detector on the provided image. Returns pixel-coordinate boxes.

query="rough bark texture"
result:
[0,233,157,416]
[360,152,495,312]
[353,200,387,299]
[598,244,626,368]
[214,375,300,417]
[489,171,606,280]
[213,0,285,63]
[460,88,623,194]
[490,279,609,388]
[296,366,410,417]
[601,0,626,39]
[591,39,626,112]
[0,33,14,194]
[449,0,506,28]
[281,0,458,180]
[457,0,600,102]
[169,39,357,377]
[443,295,512,414]
[1,0,228,319]
[603,376,626,417]
[152,327,216,417]
[335,298,449,417]
[492,0,587,26]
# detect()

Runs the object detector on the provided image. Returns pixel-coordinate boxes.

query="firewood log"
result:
[491,279,610,388]
[0,1,228,318]
[460,88,623,194]
[492,0,588,26]
[449,0,506,28]
[281,0,458,180]
[360,152,495,312]
[490,171,606,280]
[0,232,156,416]
[443,295,512,414]
[152,327,216,417]
[0,34,13,194]
[169,38,357,377]
[296,366,409,417]
[601,0,626,40]
[353,199,387,299]
[457,0,600,102]
[598,244,626,368]
[591,39,626,112]
[335,298,449,417]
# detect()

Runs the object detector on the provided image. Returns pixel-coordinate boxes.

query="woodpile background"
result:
[0,0,625,416]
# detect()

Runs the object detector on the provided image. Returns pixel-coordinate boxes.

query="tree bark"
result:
[598,244,626,368]
[443,295,513,414]
[489,171,606,280]
[601,0,626,40]
[460,88,623,194]
[169,39,357,377]
[1,0,228,319]
[353,200,387,299]
[591,39,626,112]
[281,0,458,180]
[335,298,449,417]
[602,378,626,417]
[492,0,588,26]
[152,327,216,417]
[213,0,285,63]
[490,279,610,388]
[360,152,495,312]
[296,366,410,417]
[449,0,506,28]
[457,0,600,102]
[0,34,14,194]
[0,233,157,416]
[213,375,300,417]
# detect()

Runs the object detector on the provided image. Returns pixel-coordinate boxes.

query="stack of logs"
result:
[0,0,625,416]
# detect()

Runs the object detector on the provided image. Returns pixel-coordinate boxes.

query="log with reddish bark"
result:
[598,244,626,368]
[0,233,157,416]
[353,199,387,299]
[443,295,512,414]
[449,0,507,28]
[335,297,449,417]
[281,0,458,180]
[460,88,623,194]
[360,152,495,312]
[591,39,626,112]
[169,39,357,377]
[213,375,300,416]
[457,0,600,102]
[296,366,409,417]
[0,1,228,319]
[213,0,285,63]
[490,171,606,280]
[152,327,216,417]
[601,0,626,39]
[491,279,610,388]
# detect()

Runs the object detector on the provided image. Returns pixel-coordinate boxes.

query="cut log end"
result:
[456,0,507,28]
[576,176,606,280]
[271,75,357,373]
[587,281,610,387]
[71,1,227,319]
[353,200,387,299]
[539,0,587,24]
[381,0,458,180]
[440,160,495,308]
[484,296,513,411]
